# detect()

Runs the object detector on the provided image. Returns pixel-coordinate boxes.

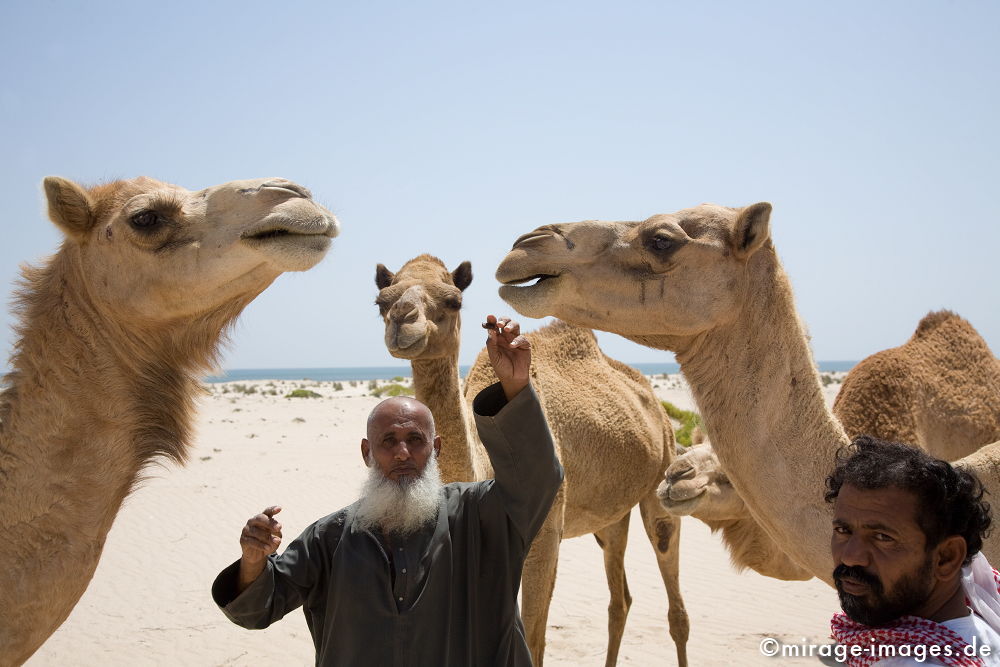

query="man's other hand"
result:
[237,505,282,592]
[484,315,531,401]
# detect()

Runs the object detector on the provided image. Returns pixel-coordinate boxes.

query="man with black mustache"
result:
[827,436,1000,666]
[212,315,564,666]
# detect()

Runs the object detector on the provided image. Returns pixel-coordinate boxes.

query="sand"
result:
[26,374,848,666]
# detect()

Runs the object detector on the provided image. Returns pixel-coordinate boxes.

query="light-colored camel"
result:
[660,309,1000,580]
[0,176,338,665]
[374,254,689,667]
[495,202,1000,585]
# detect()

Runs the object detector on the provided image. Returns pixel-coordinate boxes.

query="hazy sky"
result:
[2,1,997,370]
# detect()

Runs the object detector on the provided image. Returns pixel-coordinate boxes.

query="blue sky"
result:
[2,1,997,369]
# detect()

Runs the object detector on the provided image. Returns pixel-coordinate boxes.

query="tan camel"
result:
[660,309,1000,580]
[834,309,1000,460]
[374,254,689,666]
[495,202,1000,585]
[0,176,338,665]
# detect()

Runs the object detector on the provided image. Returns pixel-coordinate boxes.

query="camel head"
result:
[495,202,772,340]
[657,443,747,521]
[42,176,339,322]
[375,255,473,359]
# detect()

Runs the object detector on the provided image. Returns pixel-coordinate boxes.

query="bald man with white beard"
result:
[212,316,564,666]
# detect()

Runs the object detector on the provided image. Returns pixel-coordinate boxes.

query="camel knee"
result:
[654,517,677,552]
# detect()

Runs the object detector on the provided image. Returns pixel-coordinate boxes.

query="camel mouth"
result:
[241,216,336,242]
[500,273,559,287]
[656,481,706,515]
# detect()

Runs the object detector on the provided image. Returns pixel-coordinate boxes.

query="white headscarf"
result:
[961,552,1000,634]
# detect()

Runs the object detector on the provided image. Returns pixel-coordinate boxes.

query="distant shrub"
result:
[232,384,257,395]
[371,383,415,398]
[661,400,702,447]
[821,373,835,387]
[349,380,358,388]
[333,382,344,391]
[368,380,378,391]
[392,376,405,382]
[286,389,322,399]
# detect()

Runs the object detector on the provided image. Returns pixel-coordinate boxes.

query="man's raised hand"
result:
[237,505,282,592]
[483,315,531,401]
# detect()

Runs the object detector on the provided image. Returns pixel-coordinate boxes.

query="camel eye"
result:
[129,210,165,231]
[650,235,675,251]
[443,297,462,310]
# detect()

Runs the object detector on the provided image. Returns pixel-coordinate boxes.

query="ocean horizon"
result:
[204,360,858,383]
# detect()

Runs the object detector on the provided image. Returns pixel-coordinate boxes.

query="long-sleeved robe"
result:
[212,382,564,666]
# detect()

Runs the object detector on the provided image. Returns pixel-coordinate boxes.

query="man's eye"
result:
[833,526,848,535]
[875,533,894,542]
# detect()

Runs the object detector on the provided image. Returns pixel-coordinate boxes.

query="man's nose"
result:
[838,535,870,567]
[393,442,412,460]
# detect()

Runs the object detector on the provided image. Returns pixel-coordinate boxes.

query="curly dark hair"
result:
[825,435,992,565]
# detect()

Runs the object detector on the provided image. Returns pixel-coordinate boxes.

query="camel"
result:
[494,202,1000,586]
[0,176,338,665]
[374,254,689,666]
[660,309,1000,580]
[834,309,1000,460]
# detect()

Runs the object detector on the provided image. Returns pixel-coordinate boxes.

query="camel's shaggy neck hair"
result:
[630,243,850,584]
[0,239,257,662]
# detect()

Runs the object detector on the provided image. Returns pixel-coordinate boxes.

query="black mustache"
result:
[833,564,883,592]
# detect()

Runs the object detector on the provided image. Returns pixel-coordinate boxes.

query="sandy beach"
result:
[26,373,848,666]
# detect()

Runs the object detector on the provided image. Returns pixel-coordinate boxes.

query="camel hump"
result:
[911,309,965,340]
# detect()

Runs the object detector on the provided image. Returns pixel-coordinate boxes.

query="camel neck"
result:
[410,355,477,482]
[1,250,203,533]
[673,249,849,583]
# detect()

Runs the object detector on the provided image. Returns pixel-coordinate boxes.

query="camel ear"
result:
[44,177,96,240]
[732,202,772,260]
[375,263,395,289]
[451,261,473,291]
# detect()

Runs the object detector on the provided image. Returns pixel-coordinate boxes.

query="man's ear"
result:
[451,261,472,291]
[361,439,372,466]
[732,202,772,260]
[375,264,395,290]
[433,435,442,457]
[44,176,96,240]
[933,535,968,580]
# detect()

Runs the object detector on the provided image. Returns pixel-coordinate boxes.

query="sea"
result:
[204,361,857,383]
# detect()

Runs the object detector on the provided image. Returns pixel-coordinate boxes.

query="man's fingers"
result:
[248,515,282,534]
[263,505,282,517]
[244,524,280,541]
[509,334,530,349]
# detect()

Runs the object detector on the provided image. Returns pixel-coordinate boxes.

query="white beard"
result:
[354,454,443,536]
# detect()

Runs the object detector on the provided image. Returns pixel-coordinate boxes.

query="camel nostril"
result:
[511,230,554,250]
[260,181,313,199]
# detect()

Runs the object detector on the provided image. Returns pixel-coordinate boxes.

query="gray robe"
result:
[212,382,563,666]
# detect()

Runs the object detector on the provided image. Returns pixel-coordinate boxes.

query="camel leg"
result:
[638,491,689,667]
[521,493,565,666]
[594,512,632,667]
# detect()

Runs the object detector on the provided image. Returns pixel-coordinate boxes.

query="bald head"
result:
[366,396,436,440]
